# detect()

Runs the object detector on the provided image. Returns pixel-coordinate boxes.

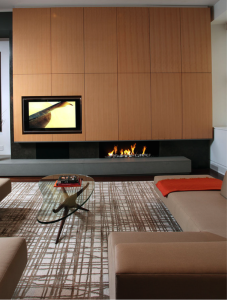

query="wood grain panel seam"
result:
[14,73,53,75]
[180,10,183,139]
[181,72,213,74]
[116,8,119,141]
[182,72,212,74]
[181,72,184,139]
[150,71,181,73]
[149,7,152,140]
[181,72,212,73]
[83,8,86,141]
[84,72,118,75]
[149,71,152,139]
[149,7,152,80]
[50,8,52,96]
[51,73,86,75]
[118,72,151,74]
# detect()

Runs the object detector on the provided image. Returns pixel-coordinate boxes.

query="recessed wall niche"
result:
[10,140,210,170]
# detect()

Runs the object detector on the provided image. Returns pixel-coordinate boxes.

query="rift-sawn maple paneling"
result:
[12,7,213,143]
[84,8,117,73]
[117,8,150,73]
[51,74,85,141]
[118,74,151,140]
[181,8,211,72]
[182,73,212,139]
[51,8,84,74]
[13,75,52,142]
[85,74,118,141]
[151,73,182,139]
[150,8,181,72]
[13,8,51,75]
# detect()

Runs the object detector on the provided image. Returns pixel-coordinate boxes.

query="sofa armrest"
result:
[115,242,226,274]
[0,178,11,202]
[0,237,27,299]
[114,242,227,299]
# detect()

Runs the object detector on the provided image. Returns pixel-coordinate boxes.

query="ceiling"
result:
[1,0,225,24]
[0,0,220,11]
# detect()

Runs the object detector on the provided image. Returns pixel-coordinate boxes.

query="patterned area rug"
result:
[0,181,181,299]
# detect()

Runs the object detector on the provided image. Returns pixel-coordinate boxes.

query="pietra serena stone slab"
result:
[0,156,191,176]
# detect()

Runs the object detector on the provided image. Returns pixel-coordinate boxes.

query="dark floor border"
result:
[2,169,224,182]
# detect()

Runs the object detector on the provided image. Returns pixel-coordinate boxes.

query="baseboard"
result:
[210,161,227,175]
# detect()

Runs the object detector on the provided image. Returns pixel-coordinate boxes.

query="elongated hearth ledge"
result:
[0,156,191,176]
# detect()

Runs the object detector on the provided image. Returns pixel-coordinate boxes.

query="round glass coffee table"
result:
[37,174,95,244]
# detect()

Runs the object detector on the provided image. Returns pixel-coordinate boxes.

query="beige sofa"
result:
[0,178,27,299]
[154,174,227,238]
[108,172,227,299]
[0,178,11,203]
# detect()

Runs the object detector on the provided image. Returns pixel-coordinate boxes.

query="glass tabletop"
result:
[37,174,95,224]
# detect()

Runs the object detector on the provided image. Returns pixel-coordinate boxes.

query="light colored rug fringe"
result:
[0,181,181,299]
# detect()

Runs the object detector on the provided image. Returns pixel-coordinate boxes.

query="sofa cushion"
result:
[168,190,227,238]
[154,174,214,207]
[0,237,27,299]
[154,174,213,185]
[220,171,227,199]
[156,178,222,197]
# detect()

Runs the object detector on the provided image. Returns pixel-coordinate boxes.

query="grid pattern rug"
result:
[0,181,181,299]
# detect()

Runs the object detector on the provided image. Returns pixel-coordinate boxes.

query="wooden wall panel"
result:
[84,8,117,73]
[182,73,212,139]
[12,7,213,143]
[151,73,182,139]
[150,8,181,72]
[181,8,211,72]
[52,74,85,141]
[13,8,51,75]
[51,8,84,74]
[117,8,150,73]
[13,75,52,142]
[85,74,118,141]
[118,74,151,140]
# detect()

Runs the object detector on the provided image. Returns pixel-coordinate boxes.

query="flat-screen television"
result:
[22,96,82,134]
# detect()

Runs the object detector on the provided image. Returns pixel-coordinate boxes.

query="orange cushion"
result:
[156,178,223,197]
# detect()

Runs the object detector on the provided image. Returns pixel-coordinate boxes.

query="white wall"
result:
[210,0,227,174]
[0,39,10,155]
[213,0,227,23]
[211,24,227,127]
[210,127,227,175]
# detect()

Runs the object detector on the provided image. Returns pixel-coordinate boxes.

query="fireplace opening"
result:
[99,141,159,158]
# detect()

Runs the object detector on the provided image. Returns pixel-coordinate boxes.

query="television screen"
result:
[22,96,82,134]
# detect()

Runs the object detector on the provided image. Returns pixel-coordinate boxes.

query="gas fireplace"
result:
[106,144,151,158]
[99,141,159,159]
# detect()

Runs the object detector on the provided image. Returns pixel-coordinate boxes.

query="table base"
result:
[55,205,89,244]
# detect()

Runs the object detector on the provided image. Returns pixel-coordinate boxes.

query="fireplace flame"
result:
[124,149,131,155]
[108,144,148,157]
[108,150,114,156]
[131,143,136,155]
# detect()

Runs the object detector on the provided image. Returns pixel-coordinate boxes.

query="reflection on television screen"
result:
[29,101,76,129]
[22,96,82,134]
